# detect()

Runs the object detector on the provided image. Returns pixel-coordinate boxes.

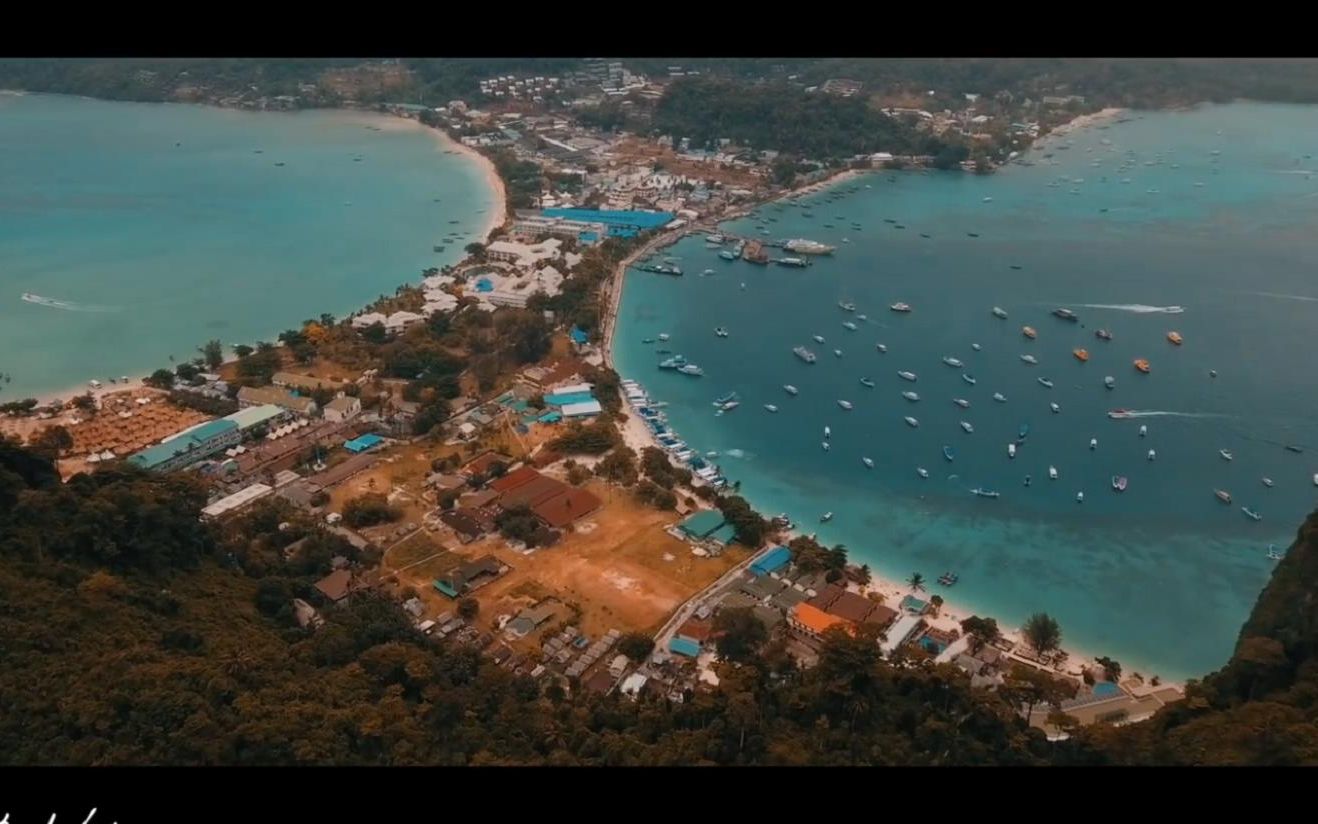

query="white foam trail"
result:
[1116,410,1231,419]
[1073,303,1185,314]
[21,293,120,312]
[724,448,754,460]
[1248,291,1318,303]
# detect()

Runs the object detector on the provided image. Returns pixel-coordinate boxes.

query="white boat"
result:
[860,377,876,388]
[1105,376,1116,390]
[971,487,1000,499]
[764,404,779,413]
[904,416,920,428]
[1008,443,1017,459]
[1312,473,1317,487]
[1219,448,1233,461]
[1020,354,1038,365]
[971,343,982,351]
[842,321,858,331]
[813,334,826,344]
[1077,491,1085,503]
[943,356,964,368]
[1262,477,1274,488]
[1267,546,1283,561]
[820,511,834,522]
[678,364,704,376]
[794,347,817,363]
[983,196,993,203]
[785,239,836,255]
[714,327,729,337]
[992,307,1008,320]
[1049,465,1058,480]
[1090,438,1098,450]
[1050,402,1061,414]
[862,457,875,469]
[962,374,976,385]
[784,384,799,395]
[1148,449,1157,461]
[822,442,830,451]
[658,333,670,341]
[837,400,854,410]
[898,371,917,382]
[993,393,1007,403]
[876,343,888,353]
[890,302,912,313]
[917,467,929,478]
[834,349,843,358]
[902,391,920,402]
[960,421,974,433]
[953,398,970,409]
[1037,377,1054,388]
[857,314,868,321]
[838,301,857,312]
[824,426,831,439]
[1139,424,1148,437]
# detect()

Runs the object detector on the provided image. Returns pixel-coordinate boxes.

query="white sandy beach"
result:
[1034,107,1127,149]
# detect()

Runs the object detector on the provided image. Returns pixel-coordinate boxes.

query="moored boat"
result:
[905,416,920,428]
[784,384,799,395]
[837,400,854,410]
[902,390,920,402]
[1112,475,1128,492]
[890,302,912,313]
[1018,423,1030,440]
[953,398,970,408]
[962,374,977,385]
[1134,358,1151,373]
[960,421,974,433]
[898,370,918,382]
[860,377,876,388]
[1167,331,1183,345]
[1020,354,1038,365]
[943,356,963,368]
[1038,377,1054,388]
[1049,465,1058,480]
[1022,326,1038,339]
[993,392,1007,403]
[1219,448,1233,461]
[1104,376,1116,390]
[862,457,875,469]
[1073,348,1089,362]
[971,487,1000,498]
[918,467,930,478]
[820,511,834,522]
[794,346,817,363]
[1050,402,1061,413]
[842,321,858,331]
[876,343,888,353]
[764,404,779,413]
[1096,329,1113,341]
[813,334,826,344]
[1262,477,1274,488]
[1008,443,1017,459]
[1090,437,1098,450]
[1215,489,1232,504]
[992,306,1008,319]
[943,446,955,461]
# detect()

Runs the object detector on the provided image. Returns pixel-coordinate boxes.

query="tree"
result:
[959,615,1002,653]
[1095,656,1122,683]
[854,564,872,586]
[341,493,400,528]
[457,597,479,620]
[233,344,254,359]
[464,242,487,261]
[714,607,768,663]
[30,425,73,460]
[145,368,176,389]
[618,632,655,663]
[597,446,638,486]
[929,594,944,615]
[1022,612,1063,658]
[199,339,225,371]
[717,495,768,548]
[907,572,925,592]
[174,362,200,382]
[566,465,590,486]
[1002,664,1077,720]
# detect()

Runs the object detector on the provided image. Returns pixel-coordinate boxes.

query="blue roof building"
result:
[678,509,726,540]
[750,546,792,577]
[540,208,675,240]
[129,419,240,473]
[344,433,385,454]
[669,636,700,658]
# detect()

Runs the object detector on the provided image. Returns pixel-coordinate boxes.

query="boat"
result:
[702,269,715,276]
[842,321,859,331]
[1242,507,1262,522]
[890,302,912,313]
[794,346,818,363]
[784,239,836,255]
[1038,377,1055,388]
[992,306,1009,319]
[1312,473,1318,487]
[820,512,834,523]
[764,404,779,413]
[943,356,964,368]
[658,355,687,369]
[641,337,656,344]
[898,370,918,382]
[993,393,1007,403]
[714,391,739,406]
[1020,354,1039,365]
[983,197,993,203]
[876,343,888,353]
[1053,308,1079,322]
[718,400,739,412]
[1008,443,1017,459]
[834,349,843,358]
[707,233,725,244]
[658,333,670,341]
[1018,423,1030,440]
[971,487,1000,498]
[967,232,981,238]
[1134,359,1151,373]
[962,374,977,385]
[902,391,920,402]
[837,400,854,410]
[1216,489,1232,504]
[1167,331,1183,345]
[1267,546,1284,561]
[1096,329,1113,341]
[776,257,810,268]
[1285,445,1303,453]
[678,364,704,376]
[1050,402,1061,413]
[784,384,799,395]
[960,421,974,434]
[1108,408,1133,419]
[918,467,930,478]
[1139,424,1148,437]
[1112,476,1129,492]
[824,426,831,439]
[1262,477,1275,488]
[943,446,956,462]
[822,442,830,451]
[1090,438,1098,450]
[1049,465,1058,480]
[1219,448,1233,461]
[1022,326,1038,339]
[862,457,875,469]
[860,377,876,388]
[838,301,857,312]
[1077,491,1085,503]
[953,398,970,409]
[905,416,920,428]
[1104,376,1116,390]
[971,343,982,351]
[719,250,738,260]
[858,314,868,321]
[1148,449,1156,461]
[714,327,729,338]
[812,334,826,344]
[1073,348,1089,362]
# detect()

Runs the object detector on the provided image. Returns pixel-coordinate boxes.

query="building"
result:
[314,569,356,605]
[200,483,274,521]
[511,214,608,245]
[128,419,240,473]
[532,486,602,529]
[619,672,648,699]
[222,404,287,434]
[677,510,726,541]
[506,601,557,638]
[322,395,362,423]
[788,602,852,640]
[668,636,700,658]
[432,554,507,598]
[485,237,562,269]
[750,546,792,577]
[462,451,514,478]
[438,507,494,543]
[880,614,927,657]
[539,208,674,240]
[560,400,603,418]
[236,385,318,416]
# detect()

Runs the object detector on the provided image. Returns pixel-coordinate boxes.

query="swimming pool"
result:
[1092,681,1121,698]
[475,277,494,292]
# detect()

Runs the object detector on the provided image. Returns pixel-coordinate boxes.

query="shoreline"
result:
[1032,107,1127,151]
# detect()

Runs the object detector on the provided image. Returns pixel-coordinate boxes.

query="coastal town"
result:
[0,60,1187,740]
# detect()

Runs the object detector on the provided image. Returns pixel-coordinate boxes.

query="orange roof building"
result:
[789,602,853,638]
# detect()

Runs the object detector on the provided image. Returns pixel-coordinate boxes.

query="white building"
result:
[384,311,425,334]
[351,311,388,330]
[323,395,362,423]
[486,237,562,269]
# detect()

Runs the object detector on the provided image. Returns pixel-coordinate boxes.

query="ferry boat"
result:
[838,301,857,312]
[1167,331,1183,345]
[1050,402,1061,413]
[1219,448,1234,461]
[1022,326,1038,339]
[764,404,779,413]
[1096,329,1114,341]
[860,377,876,388]
[1038,377,1055,388]
[1104,376,1116,390]
[1134,358,1151,373]
[992,306,1009,319]
[1073,348,1089,362]
[993,392,1007,403]
[1008,443,1017,459]
[890,302,913,313]
[862,457,875,469]
[960,421,974,434]
[837,400,854,410]
[876,343,888,353]
[971,487,1000,498]
[904,416,920,428]
[1112,475,1129,492]
[842,321,859,331]
[1242,507,1262,522]
[1215,489,1233,504]
[794,347,817,363]
[784,384,799,395]
[784,239,836,255]
[812,334,826,344]
[962,374,977,385]
[902,390,920,402]
[776,257,810,268]
[898,370,918,382]
[678,364,704,376]
[953,398,970,409]
[1053,308,1079,322]
[1262,477,1275,488]
[918,467,930,478]
[943,446,956,461]
[943,356,964,368]
[714,327,729,338]
[1020,354,1038,365]
[1049,465,1059,480]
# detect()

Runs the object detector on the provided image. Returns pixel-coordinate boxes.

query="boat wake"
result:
[21,293,120,313]
[723,448,755,460]
[1072,303,1185,314]
[1247,291,1318,304]
[1115,409,1231,420]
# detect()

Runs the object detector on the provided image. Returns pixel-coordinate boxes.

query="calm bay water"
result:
[614,102,1318,680]
[0,93,495,399]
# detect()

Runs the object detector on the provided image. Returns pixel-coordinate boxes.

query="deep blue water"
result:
[614,102,1318,680]
[0,92,495,399]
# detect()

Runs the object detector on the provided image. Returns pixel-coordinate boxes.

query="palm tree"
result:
[907,572,925,592]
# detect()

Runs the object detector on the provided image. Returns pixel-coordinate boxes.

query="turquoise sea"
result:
[0,92,495,399]
[614,102,1318,681]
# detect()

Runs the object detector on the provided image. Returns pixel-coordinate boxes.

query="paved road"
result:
[654,544,773,652]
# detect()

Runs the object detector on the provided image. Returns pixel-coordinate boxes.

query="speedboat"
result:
[1220,449,1233,461]
[1076,491,1085,503]
[658,355,687,369]
[1262,477,1275,488]
[1050,402,1061,413]
[1090,438,1098,450]
[764,404,779,413]
[1022,326,1038,339]
[1139,424,1148,437]
[905,416,920,428]
[960,421,974,434]
[714,327,729,338]
[860,377,876,388]
[1096,329,1113,341]
[842,321,858,331]
[719,250,738,260]
[993,392,1007,403]
[962,374,977,385]
[953,398,970,409]
[943,446,956,462]
[1104,376,1115,390]
[1049,465,1058,480]
[824,426,831,439]
[813,334,826,344]
[898,370,918,382]
[1284,444,1303,453]
[971,487,1000,499]
[858,314,868,321]
[1038,377,1054,388]
[1134,358,1151,374]
[1108,408,1133,419]
[784,384,799,395]
[834,349,843,358]
[943,356,964,368]
[971,343,982,351]
[714,391,739,406]
[678,364,704,376]
[876,343,888,353]
[1148,449,1156,461]
[1112,475,1128,492]
[1267,546,1284,561]
[794,347,817,363]
[1053,308,1079,322]
[1242,507,1262,522]
[1008,443,1017,459]
[862,457,875,469]
[658,333,671,342]
[703,269,716,276]
[641,337,656,344]
[820,512,834,523]
[917,467,929,478]
[1167,331,1183,345]
[1018,423,1030,440]
[1020,354,1038,365]
[992,306,1009,319]
[1073,348,1089,362]
[1215,489,1232,504]
[717,400,739,412]
[837,400,854,410]
[902,390,920,402]
[822,442,830,451]
[890,302,912,313]
[838,301,857,312]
